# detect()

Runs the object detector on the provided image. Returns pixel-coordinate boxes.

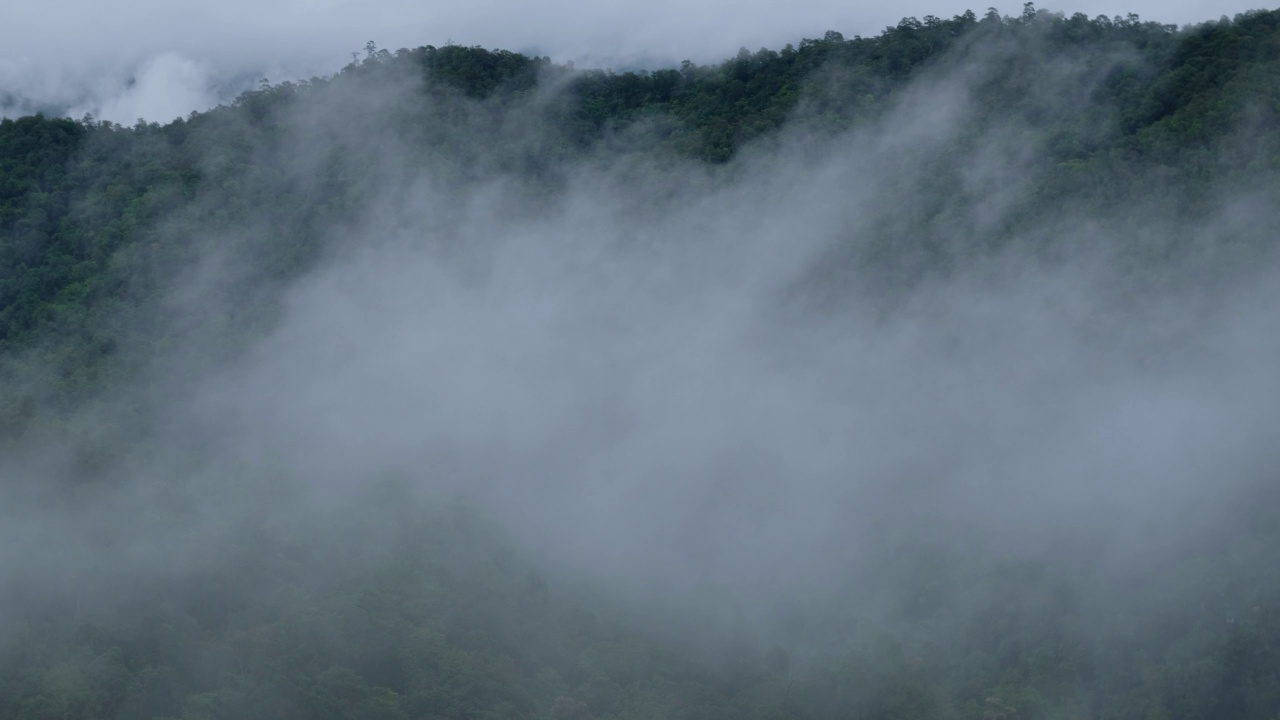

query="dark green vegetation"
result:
[2,5,1280,719]
[4,7,1280,433]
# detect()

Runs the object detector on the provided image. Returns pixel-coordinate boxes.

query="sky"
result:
[1,0,1271,123]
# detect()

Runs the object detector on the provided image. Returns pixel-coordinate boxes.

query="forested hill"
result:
[2,6,1280,720]
[2,7,1279,430]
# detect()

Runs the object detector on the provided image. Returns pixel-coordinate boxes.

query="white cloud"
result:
[78,53,216,125]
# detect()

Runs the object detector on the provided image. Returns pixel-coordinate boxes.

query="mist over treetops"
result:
[1,5,1280,720]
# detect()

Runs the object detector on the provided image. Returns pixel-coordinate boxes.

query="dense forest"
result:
[2,5,1280,719]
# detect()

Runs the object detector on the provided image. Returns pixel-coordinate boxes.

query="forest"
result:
[2,5,1280,719]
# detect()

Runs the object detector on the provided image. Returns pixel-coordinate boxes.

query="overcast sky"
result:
[1,0,1272,122]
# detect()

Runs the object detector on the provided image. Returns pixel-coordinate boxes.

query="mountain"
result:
[1,6,1279,719]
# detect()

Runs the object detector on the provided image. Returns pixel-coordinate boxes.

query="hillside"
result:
[2,6,1280,720]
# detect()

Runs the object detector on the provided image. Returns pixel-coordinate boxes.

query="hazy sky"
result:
[1,0,1272,122]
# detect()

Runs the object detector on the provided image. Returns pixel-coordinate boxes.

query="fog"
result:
[2,14,1278,717]
[177,125,1276,604]
[0,0,1264,123]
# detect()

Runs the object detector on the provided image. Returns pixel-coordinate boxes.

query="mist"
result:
[2,9,1279,719]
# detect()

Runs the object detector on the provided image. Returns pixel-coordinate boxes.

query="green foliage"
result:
[3,9,1278,419]
[3,8,1280,719]
[0,497,792,720]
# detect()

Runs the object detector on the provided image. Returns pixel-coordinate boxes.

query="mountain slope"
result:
[1,7,1280,720]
